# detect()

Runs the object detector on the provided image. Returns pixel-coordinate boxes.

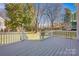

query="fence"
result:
[0,32,41,45]
[0,31,77,45]
[45,30,77,39]
[0,32,21,45]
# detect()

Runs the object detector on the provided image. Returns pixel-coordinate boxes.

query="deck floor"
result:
[0,37,79,56]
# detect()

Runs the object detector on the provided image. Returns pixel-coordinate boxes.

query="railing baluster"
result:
[4,32,5,44]
[6,33,9,44]
[11,32,12,43]
[1,33,2,45]
[12,32,13,43]
[2,33,3,44]
[13,33,15,42]
[0,33,1,45]
[10,32,11,44]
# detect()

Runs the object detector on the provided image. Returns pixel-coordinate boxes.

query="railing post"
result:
[76,4,79,40]
[0,32,2,45]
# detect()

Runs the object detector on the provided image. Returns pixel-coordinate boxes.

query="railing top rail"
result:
[43,30,77,33]
[0,30,77,34]
[0,32,40,34]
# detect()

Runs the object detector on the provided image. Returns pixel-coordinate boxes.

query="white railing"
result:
[45,30,77,39]
[0,31,77,45]
[0,32,22,45]
[0,32,41,45]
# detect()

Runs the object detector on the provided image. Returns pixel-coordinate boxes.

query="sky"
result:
[0,3,76,12]
[0,3,77,27]
[63,3,76,13]
[0,3,5,9]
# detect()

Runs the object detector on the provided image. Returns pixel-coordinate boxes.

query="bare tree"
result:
[34,3,40,32]
[35,3,62,31]
[44,4,62,29]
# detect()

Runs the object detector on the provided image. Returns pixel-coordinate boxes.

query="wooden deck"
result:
[0,37,79,56]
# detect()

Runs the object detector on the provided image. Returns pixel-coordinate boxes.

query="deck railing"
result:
[45,30,77,39]
[0,32,21,45]
[0,31,77,45]
[0,32,41,45]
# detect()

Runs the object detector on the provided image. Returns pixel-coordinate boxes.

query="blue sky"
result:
[63,3,76,12]
[0,3,76,12]
[0,4,5,9]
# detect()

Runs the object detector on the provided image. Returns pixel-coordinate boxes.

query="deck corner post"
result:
[77,4,79,40]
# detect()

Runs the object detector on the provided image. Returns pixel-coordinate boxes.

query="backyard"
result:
[0,3,78,56]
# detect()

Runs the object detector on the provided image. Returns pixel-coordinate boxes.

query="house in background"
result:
[0,17,6,31]
[70,19,77,31]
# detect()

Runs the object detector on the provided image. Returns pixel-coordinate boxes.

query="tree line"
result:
[4,3,76,32]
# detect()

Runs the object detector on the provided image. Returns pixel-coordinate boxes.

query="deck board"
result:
[0,37,78,56]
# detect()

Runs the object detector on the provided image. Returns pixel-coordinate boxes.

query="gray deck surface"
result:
[0,37,79,56]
